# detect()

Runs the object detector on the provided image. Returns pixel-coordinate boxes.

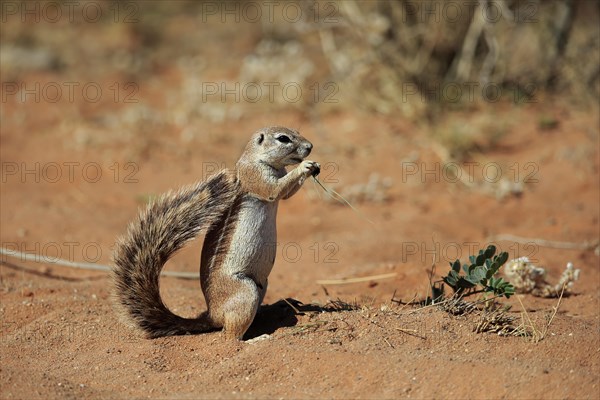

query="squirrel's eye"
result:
[276,135,292,144]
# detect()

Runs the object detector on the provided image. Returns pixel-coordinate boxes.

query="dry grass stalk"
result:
[475,306,528,337]
[516,285,566,343]
[316,273,397,285]
[438,295,479,316]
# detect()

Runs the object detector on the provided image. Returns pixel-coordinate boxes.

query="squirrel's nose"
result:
[304,142,313,155]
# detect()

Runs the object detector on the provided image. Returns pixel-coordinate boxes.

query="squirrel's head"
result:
[245,126,313,169]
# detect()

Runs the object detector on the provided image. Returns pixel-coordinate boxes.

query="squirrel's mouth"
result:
[288,157,303,164]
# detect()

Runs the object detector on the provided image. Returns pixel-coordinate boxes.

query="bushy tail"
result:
[112,170,239,338]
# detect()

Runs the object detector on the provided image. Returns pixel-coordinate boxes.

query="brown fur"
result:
[112,170,240,338]
[112,127,318,340]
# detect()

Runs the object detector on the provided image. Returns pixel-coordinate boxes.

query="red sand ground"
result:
[1,100,598,399]
[1,7,599,398]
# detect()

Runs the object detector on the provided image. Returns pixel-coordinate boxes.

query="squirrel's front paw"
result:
[300,160,321,177]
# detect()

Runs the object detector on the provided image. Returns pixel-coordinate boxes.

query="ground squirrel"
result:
[112,126,319,340]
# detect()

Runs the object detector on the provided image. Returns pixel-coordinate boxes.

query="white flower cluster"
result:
[504,257,581,298]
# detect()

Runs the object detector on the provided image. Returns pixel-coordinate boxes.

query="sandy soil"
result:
[1,4,599,399]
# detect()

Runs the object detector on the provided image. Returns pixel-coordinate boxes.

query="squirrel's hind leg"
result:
[216,274,261,340]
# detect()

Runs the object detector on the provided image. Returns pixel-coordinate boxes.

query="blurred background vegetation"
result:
[1,0,598,157]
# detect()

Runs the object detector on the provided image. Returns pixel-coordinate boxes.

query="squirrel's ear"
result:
[256,133,264,145]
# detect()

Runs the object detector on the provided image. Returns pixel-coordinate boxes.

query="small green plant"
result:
[442,245,515,298]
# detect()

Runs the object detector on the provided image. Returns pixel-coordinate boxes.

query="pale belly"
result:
[222,195,278,284]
